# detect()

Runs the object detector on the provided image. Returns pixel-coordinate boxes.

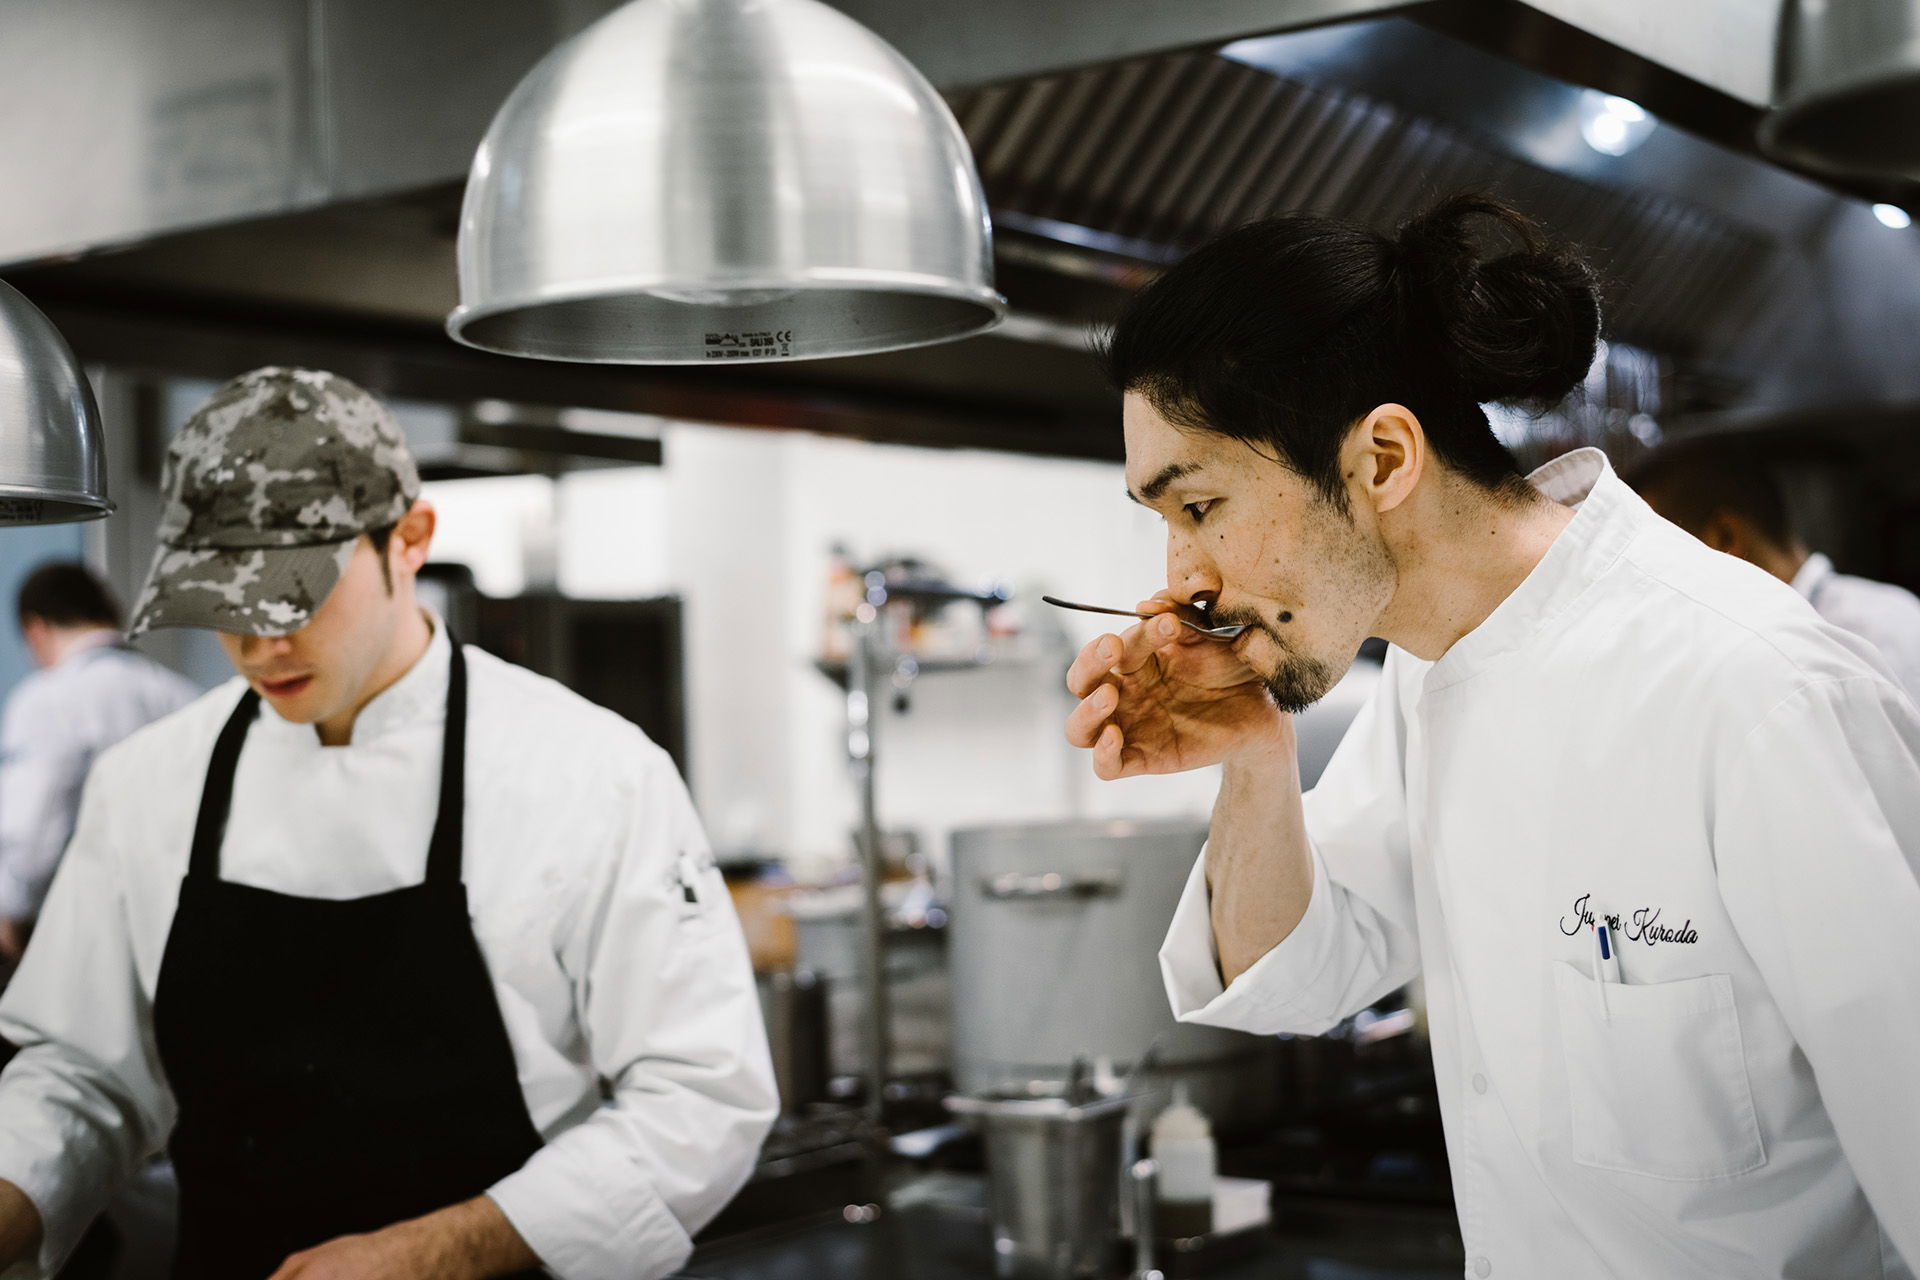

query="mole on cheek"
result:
[1278,611,1294,624]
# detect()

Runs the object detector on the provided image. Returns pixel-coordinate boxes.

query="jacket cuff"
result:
[1157,840,1344,1035]
[0,1155,93,1280]
[488,1149,691,1280]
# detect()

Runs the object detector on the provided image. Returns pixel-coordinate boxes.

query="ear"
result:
[389,500,438,578]
[1344,404,1425,516]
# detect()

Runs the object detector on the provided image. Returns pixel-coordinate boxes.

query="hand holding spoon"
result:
[1042,595,1249,641]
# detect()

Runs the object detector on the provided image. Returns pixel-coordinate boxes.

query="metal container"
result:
[0,280,111,525]
[947,1088,1132,1280]
[449,0,1005,364]
[1759,0,1920,182]
[948,820,1276,1132]
[765,969,830,1115]
[787,886,949,1081]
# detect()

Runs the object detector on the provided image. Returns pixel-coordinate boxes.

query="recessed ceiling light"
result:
[1579,90,1656,157]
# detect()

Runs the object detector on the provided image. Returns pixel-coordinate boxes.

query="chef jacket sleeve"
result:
[1714,674,1920,1271]
[485,741,777,1280]
[0,754,175,1279]
[0,678,87,923]
[1160,654,1421,1036]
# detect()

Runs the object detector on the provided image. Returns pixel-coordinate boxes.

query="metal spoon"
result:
[1041,595,1249,641]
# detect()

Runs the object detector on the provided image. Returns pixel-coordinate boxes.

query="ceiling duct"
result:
[949,49,1789,364]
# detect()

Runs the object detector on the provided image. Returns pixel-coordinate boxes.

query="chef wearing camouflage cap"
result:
[127,365,421,640]
[0,369,775,1280]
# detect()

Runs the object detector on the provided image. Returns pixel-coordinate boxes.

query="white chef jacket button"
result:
[1471,1256,1492,1277]
[1471,1072,1488,1095]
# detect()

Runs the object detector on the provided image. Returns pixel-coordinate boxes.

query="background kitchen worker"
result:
[0,368,777,1280]
[1065,196,1920,1279]
[0,563,196,970]
[1630,436,1920,700]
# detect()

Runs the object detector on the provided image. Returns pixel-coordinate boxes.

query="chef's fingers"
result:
[1092,721,1152,780]
[1064,682,1118,748]
[1113,612,1180,675]
[1132,595,1177,615]
[1066,632,1125,699]
[1092,722,1126,780]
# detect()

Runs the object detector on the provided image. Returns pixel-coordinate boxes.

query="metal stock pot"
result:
[949,819,1277,1132]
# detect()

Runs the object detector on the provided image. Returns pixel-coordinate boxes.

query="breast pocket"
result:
[1551,962,1766,1181]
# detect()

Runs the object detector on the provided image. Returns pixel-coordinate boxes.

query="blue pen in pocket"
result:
[1597,921,1622,983]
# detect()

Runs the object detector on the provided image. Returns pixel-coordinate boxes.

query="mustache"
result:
[1204,603,1288,645]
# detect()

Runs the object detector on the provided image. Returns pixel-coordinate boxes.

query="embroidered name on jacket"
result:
[1558,892,1699,946]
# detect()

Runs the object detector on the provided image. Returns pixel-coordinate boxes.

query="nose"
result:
[1165,529,1221,607]
[237,633,295,663]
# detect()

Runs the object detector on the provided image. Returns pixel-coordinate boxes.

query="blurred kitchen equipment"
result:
[1040,596,1248,641]
[1128,1159,1163,1280]
[787,880,949,1085]
[947,1085,1133,1280]
[0,279,111,525]
[821,577,1012,1128]
[766,969,831,1115]
[949,820,1278,1132]
[1149,1084,1215,1240]
[1760,0,1920,183]
[449,0,1006,364]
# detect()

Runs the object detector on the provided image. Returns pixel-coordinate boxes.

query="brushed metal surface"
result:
[1761,0,1920,182]
[448,0,1006,363]
[948,820,1276,1130]
[0,280,111,524]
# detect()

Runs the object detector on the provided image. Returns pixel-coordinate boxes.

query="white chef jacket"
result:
[1161,449,1920,1280]
[1793,551,1920,703]
[0,619,777,1280]
[0,633,197,922]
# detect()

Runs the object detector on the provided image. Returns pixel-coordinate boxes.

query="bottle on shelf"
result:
[1149,1082,1216,1239]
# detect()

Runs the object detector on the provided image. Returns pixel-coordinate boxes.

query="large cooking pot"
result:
[949,820,1276,1133]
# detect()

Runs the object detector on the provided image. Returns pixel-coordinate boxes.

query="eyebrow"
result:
[1128,461,1202,506]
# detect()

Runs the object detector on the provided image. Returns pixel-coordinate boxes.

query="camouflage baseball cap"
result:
[127,367,420,638]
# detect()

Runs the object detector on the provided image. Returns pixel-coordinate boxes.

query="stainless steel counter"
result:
[681,1176,1464,1280]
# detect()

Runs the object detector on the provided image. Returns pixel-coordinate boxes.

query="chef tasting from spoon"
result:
[1064,193,1920,1279]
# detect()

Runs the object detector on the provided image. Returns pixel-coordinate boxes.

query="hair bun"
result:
[1395,194,1602,409]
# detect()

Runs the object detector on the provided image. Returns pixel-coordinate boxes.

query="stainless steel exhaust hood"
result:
[6,0,1920,433]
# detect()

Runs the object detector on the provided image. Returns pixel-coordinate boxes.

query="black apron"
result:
[152,640,544,1279]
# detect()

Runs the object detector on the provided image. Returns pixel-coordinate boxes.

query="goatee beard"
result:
[1262,652,1339,714]
[1209,607,1341,714]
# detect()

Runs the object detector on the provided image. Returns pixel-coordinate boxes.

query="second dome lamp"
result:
[448,0,1007,364]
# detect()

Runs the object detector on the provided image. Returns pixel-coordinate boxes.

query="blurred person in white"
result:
[1066,194,1920,1279]
[0,562,196,966]
[1630,438,1920,702]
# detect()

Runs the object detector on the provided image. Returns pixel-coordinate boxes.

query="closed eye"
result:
[1184,499,1218,523]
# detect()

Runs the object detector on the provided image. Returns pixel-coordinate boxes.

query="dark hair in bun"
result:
[1104,192,1602,509]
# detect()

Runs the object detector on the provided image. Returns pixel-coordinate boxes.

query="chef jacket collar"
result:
[1423,447,1638,694]
[1791,552,1835,603]
[58,629,125,666]
[254,609,450,746]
